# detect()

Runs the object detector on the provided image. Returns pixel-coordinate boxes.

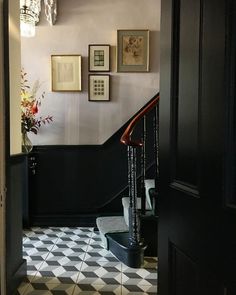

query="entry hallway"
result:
[17,227,157,294]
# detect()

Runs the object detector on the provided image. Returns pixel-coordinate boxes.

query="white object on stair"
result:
[122,197,152,226]
[96,216,128,249]
[145,179,155,209]
[122,179,155,226]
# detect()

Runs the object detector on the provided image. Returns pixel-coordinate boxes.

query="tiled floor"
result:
[18,227,158,294]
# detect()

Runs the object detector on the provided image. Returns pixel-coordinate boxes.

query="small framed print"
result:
[51,55,82,91]
[88,44,110,72]
[89,74,110,101]
[117,29,149,72]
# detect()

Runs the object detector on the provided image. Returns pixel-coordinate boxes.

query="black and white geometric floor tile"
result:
[74,284,122,294]
[122,264,157,286]
[18,227,157,295]
[78,261,122,285]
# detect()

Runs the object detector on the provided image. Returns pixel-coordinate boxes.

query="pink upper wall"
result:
[21,0,160,145]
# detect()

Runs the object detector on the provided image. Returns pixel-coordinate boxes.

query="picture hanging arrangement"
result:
[51,55,82,91]
[88,74,110,101]
[88,44,110,72]
[50,30,151,100]
[117,29,150,72]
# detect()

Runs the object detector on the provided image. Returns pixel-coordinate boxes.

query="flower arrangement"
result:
[21,70,53,135]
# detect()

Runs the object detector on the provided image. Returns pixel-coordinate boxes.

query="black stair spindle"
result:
[153,102,160,215]
[128,146,140,246]
[140,116,147,215]
[127,146,132,208]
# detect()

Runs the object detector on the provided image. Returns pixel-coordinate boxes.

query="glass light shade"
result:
[20,18,35,37]
[20,0,41,22]
[20,0,41,37]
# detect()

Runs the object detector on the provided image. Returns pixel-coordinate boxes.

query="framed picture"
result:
[117,29,149,72]
[88,44,110,72]
[51,55,82,91]
[89,74,110,101]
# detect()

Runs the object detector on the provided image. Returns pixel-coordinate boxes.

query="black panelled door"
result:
[159,0,236,294]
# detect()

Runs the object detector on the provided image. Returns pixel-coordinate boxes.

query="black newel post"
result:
[128,146,140,246]
[140,116,147,215]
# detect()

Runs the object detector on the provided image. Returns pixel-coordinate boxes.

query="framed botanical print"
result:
[88,44,110,72]
[51,55,82,91]
[89,74,110,101]
[117,30,149,72]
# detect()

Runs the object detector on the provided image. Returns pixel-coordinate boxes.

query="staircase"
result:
[96,93,160,268]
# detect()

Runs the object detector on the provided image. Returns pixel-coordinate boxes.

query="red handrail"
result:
[120,93,160,147]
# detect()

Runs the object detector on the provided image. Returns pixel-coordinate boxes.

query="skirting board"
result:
[28,213,122,228]
[7,259,27,295]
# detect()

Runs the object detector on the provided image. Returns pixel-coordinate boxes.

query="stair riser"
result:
[107,234,147,268]
[140,215,158,256]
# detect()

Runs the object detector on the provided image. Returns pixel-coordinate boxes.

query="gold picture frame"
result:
[117,29,149,72]
[88,74,110,101]
[51,55,82,91]
[88,44,110,72]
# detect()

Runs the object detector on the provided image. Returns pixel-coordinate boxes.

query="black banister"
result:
[120,92,160,252]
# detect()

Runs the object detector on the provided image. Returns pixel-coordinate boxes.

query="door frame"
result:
[0,0,6,293]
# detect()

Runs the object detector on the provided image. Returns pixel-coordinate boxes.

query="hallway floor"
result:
[17,227,157,294]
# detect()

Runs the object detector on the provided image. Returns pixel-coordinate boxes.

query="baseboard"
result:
[8,259,27,295]
[29,212,123,228]
[107,232,147,268]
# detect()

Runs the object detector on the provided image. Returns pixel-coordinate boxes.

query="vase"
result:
[22,132,33,153]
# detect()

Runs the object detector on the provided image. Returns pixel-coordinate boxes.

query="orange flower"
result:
[31,102,38,114]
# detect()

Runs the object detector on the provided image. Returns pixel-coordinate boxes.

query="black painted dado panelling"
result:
[28,95,158,225]
[29,143,128,216]
[30,146,104,215]
[6,154,27,294]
